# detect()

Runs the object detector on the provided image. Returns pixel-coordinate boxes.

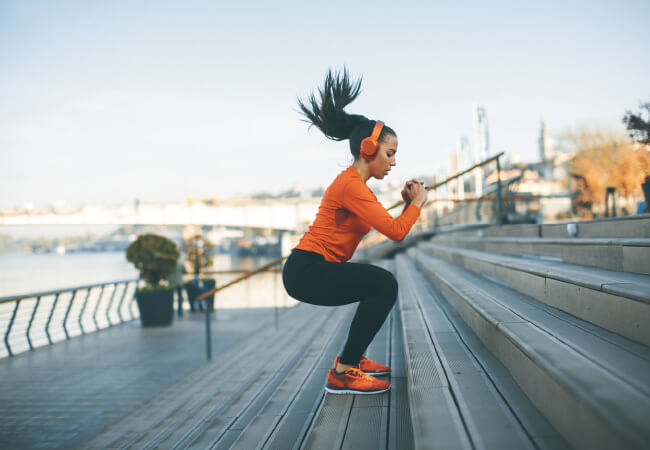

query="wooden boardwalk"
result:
[0,307,288,449]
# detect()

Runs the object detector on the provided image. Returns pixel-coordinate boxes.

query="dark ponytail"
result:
[298,67,396,159]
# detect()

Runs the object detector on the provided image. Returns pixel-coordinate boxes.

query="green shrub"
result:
[126,233,179,288]
[183,233,214,277]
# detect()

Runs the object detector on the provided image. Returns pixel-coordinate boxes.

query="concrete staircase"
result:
[392,215,650,450]
[79,215,649,449]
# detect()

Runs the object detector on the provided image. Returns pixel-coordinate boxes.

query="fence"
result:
[0,279,140,358]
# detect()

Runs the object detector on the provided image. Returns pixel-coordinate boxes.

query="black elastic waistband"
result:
[290,248,325,260]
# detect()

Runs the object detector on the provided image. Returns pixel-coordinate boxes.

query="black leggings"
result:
[282,248,398,366]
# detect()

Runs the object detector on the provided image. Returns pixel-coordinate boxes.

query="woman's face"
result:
[369,134,398,180]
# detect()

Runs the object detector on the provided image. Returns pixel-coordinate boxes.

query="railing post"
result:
[204,297,212,361]
[45,293,60,345]
[496,155,503,225]
[26,296,41,350]
[116,281,130,323]
[105,283,119,326]
[78,288,92,335]
[62,290,77,340]
[4,299,21,357]
[92,285,105,331]
[130,295,138,319]
[274,262,279,331]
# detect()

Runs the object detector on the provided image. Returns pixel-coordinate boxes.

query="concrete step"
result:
[80,302,326,448]
[419,241,650,346]
[410,248,650,450]
[393,253,569,450]
[442,214,650,239]
[430,235,650,275]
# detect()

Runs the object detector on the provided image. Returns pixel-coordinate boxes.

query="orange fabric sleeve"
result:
[342,178,421,241]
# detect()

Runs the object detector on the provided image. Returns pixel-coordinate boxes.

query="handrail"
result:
[427,193,570,203]
[0,278,138,304]
[197,257,287,300]
[386,152,505,212]
[427,151,505,192]
[1,278,141,358]
[201,269,282,275]
[197,153,507,300]
[6,155,510,357]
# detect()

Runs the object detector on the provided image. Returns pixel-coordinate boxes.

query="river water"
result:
[0,251,295,309]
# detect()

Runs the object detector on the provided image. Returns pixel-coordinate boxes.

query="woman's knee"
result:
[374,269,398,304]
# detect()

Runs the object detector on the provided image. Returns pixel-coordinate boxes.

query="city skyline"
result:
[2,0,648,209]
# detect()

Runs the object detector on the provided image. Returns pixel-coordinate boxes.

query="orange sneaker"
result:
[326,367,390,395]
[334,355,391,376]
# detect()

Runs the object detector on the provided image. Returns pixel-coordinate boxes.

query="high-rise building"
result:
[447,151,463,199]
[472,105,489,197]
[473,104,489,162]
[448,151,458,179]
[538,120,552,162]
[457,136,472,171]
[538,120,553,178]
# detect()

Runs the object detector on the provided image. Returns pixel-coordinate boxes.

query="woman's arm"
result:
[343,180,421,241]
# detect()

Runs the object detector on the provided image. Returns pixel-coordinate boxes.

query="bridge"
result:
[0,198,325,231]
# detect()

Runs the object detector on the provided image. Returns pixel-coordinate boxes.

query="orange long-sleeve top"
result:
[294,165,421,262]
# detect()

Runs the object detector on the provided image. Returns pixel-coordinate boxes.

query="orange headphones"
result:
[360,121,384,161]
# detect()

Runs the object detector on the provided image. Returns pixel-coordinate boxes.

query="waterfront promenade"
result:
[1,214,649,449]
[0,307,285,449]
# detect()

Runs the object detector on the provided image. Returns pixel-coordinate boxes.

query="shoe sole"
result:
[363,371,390,376]
[325,386,390,395]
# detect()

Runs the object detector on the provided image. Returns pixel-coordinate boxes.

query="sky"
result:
[1,0,649,209]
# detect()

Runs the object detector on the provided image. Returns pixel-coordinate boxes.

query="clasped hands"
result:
[401,179,428,208]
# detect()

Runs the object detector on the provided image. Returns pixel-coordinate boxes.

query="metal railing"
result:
[0,279,140,358]
[195,154,509,314]
[355,152,508,250]
[385,152,505,214]
[435,174,524,227]
[0,152,503,359]
[196,258,286,360]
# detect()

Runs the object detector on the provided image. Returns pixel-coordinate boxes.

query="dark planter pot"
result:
[185,278,216,312]
[135,288,174,326]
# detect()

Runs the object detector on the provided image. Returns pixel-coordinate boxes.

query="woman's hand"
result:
[401,180,415,205]
[407,179,428,208]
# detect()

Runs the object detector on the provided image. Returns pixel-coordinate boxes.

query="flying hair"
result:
[297,67,367,140]
[297,67,397,158]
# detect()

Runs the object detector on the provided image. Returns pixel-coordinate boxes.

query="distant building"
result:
[473,105,489,162]
[457,136,472,171]
[457,136,476,197]
[538,120,554,178]
[447,151,462,198]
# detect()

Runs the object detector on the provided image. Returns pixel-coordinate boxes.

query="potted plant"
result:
[126,233,179,326]
[183,233,216,312]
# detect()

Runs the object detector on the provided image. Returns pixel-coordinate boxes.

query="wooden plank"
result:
[187,308,338,449]
[387,306,415,450]
[341,314,391,449]
[228,306,353,449]
[395,254,472,450]
[81,303,320,449]
[263,306,356,450]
